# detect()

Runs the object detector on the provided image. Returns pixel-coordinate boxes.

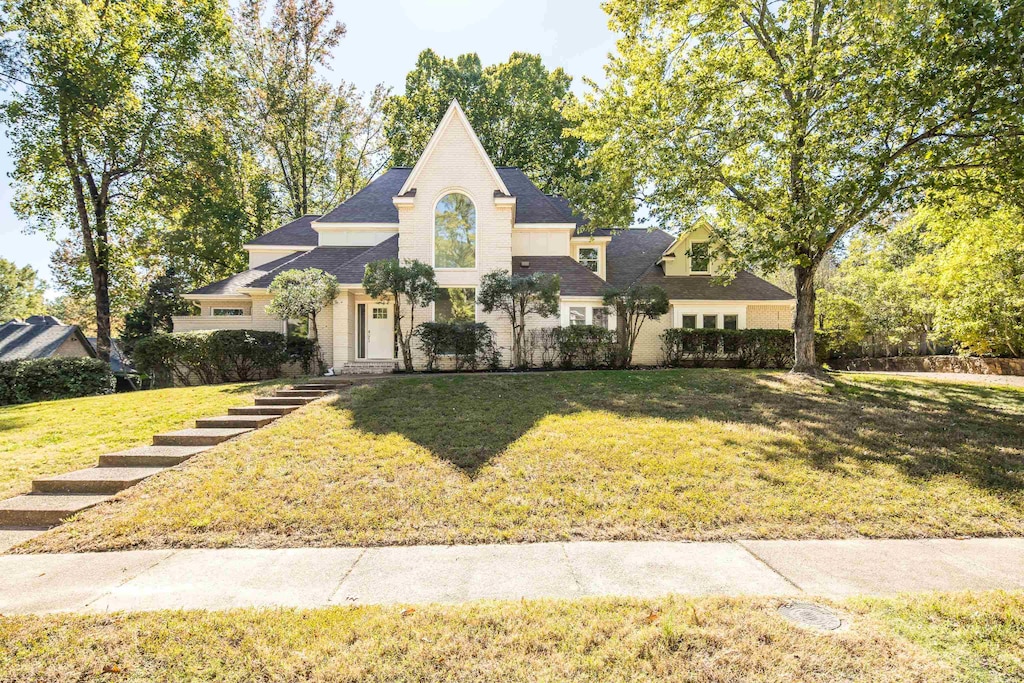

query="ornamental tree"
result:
[572,0,1024,375]
[267,268,339,344]
[362,259,436,371]
[477,269,560,368]
[603,284,669,368]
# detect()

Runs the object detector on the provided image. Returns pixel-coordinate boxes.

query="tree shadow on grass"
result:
[344,370,1024,491]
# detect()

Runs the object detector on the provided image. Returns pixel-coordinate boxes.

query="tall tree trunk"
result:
[792,264,819,374]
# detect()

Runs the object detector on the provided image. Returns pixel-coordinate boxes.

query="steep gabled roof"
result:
[399,100,510,197]
[247,215,321,247]
[495,168,569,223]
[512,256,611,297]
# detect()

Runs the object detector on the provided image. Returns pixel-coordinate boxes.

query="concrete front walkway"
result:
[1,537,1023,615]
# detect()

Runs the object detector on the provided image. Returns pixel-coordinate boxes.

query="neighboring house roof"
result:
[0,318,96,361]
[318,168,412,224]
[86,337,133,375]
[247,236,398,288]
[189,252,312,296]
[512,256,611,297]
[247,215,321,247]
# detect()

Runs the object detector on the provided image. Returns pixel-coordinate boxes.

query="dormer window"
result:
[689,242,710,273]
[578,247,599,273]
[435,193,476,269]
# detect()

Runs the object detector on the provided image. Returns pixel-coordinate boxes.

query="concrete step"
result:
[0,494,111,528]
[195,414,279,429]
[254,396,316,406]
[153,427,251,446]
[32,467,166,495]
[274,389,333,398]
[228,405,299,416]
[99,445,210,467]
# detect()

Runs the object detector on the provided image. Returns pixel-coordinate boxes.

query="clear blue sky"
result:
[0,0,616,295]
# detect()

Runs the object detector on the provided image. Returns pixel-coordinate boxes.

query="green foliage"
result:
[122,271,195,351]
[662,329,794,369]
[552,325,614,369]
[286,336,321,376]
[415,322,498,372]
[0,259,46,321]
[0,358,115,405]
[478,269,561,368]
[385,50,582,194]
[573,0,1024,370]
[0,0,233,362]
[235,0,387,217]
[362,259,437,371]
[267,269,339,345]
[603,284,669,368]
[133,330,290,387]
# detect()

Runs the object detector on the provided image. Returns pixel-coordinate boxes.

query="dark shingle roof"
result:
[318,168,411,224]
[247,215,321,247]
[0,320,95,361]
[605,229,794,301]
[494,168,569,223]
[86,337,133,374]
[606,229,676,288]
[189,252,312,296]
[512,256,611,297]
[248,236,398,288]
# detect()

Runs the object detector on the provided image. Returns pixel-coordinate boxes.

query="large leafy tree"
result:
[477,269,560,368]
[0,258,46,320]
[0,0,231,361]
[573,0,1024,374]
[361,259,436,371]
[385,50,582,193]
[235,0,389,218]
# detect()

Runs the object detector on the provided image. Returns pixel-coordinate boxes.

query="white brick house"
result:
[175,101,795,371]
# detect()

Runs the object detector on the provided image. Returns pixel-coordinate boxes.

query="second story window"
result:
[435,193,476,268]
[578,247,599,273]
[689,242,710,273]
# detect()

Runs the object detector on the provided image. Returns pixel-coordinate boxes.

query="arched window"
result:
[434,193,476,268]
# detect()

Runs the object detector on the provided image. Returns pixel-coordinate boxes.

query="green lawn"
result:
[1,591,1020,681]
[21,369,1024,552]
[0,381,286,500]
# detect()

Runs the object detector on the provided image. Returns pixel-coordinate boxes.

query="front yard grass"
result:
[1,591,1020,681]
[0,381,285,500]
[22,369,1024,552]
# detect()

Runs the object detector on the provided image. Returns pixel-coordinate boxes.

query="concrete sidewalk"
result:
[1,538,1022,615]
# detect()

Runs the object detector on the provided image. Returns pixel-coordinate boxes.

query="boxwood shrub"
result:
[416,322,500,372]
[553,325,615,369]
[0,357,115,405]
[662,328,794,368]
[132,330,308,386]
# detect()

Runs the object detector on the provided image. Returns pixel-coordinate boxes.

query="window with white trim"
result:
[592,307,610,329]
[723,314,739,330]
[569,307,587,326]
[702,314,718,329]
[689,242,710,273]
[577,247,599,273]
[212,308,245,316]
[372,307,388,320]
[435,193,476,268]
[681,314,697,329]
[434,287,476,323]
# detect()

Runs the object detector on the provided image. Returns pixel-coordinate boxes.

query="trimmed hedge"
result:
[553,325,615,369]
[662,329,794,368]
[416,322,500,372]
[132,330,315,387]
[0,357,115,405]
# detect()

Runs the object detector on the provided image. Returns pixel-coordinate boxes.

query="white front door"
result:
[365,304,393,359]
